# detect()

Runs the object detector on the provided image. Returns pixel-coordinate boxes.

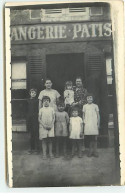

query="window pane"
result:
[12,80,26,89]
[12,62,27,89]
[12,62,26,79]
[90,7,102,15]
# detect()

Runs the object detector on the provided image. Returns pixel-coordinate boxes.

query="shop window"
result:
[30,10,41,19]
[90,7,103,16]
[12,61,27,90]
[106,58,113,85]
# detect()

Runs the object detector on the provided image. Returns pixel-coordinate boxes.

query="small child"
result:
[27,88,39,154]
[64,81,74,115]
[39,96,55,159]
[55,102,69,158]
[83,93,100,157]
[69,107,83,158]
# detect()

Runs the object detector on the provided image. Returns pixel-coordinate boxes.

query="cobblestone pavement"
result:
[12,133,119,187]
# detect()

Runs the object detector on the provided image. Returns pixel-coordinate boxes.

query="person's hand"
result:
[97,123,100,129]
[80,132,84,138]
[78,100,82,105]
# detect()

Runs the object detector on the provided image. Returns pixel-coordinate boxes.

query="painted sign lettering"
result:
[11,22,112,43]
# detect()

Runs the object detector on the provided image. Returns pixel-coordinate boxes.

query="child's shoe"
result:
[27,150,33,155]
[42,155,47,160]
[55,154,60,158]
[93,152,99,158]
[78,153,82,158]
[87,151,92,157]
[49,153,54,159]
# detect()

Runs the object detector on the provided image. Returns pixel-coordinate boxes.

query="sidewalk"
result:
[12,132,118,187]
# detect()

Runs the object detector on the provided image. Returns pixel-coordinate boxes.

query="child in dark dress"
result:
[55,102,69,158]
[27,88,39,154]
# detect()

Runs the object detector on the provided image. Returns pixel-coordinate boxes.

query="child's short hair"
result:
[71,106,79,115]
[29,88,37,94]
[65,81,73,89]
[57,101,65,107]
[42,96,51,103]
[86,92,94,98]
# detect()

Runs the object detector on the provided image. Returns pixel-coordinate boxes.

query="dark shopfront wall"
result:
[11,40,113,147]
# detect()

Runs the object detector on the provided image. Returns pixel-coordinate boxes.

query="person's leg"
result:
[77,139,82,158]
[88,136,93,157]
[48,137,54,158]
[55,137,60,157]
[42,138,47,159]
[63,137,67,157]
[93,136,98,157]
[71,139,75,157]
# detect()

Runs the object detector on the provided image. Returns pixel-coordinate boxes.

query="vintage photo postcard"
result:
[5,0,125,187]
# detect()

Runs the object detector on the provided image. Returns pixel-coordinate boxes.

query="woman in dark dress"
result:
[72,77,88,117]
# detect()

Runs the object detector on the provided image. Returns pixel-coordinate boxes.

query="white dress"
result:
[83,103,99,135]
[39,107,55,139]
[38,89,60,111]
[64,90,74,105]
[69,116,83,139]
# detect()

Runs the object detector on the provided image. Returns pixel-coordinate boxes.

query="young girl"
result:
[83,93,100,157]
[39,96,55,159]
[64,81,74,115]
[55,102,69,158]
[69,107,83,158]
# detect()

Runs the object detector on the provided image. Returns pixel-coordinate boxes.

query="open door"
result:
[46,53,85,95]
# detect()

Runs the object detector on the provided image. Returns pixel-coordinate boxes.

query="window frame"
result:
[90,7,103,16]
[11,57,28,91]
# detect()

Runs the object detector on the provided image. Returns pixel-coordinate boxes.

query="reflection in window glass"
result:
[12,62,26,89]
[106,58,112,84]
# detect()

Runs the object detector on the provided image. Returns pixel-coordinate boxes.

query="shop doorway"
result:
[46,53,84,95]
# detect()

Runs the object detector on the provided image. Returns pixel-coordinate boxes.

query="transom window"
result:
[12,61,27,89]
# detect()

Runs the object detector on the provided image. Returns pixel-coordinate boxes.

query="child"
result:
[64,81,74,115]
[83,93,100,157]
[69,107,83,158]
[55,102,69,158]
[27,88,39,154]
[39,96,55,159]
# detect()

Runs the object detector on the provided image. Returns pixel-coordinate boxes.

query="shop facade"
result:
[11,4,115,147]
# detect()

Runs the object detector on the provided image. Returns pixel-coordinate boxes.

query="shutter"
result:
[86,53,108,137]
[87,54,102,72]
[28,56,46,91]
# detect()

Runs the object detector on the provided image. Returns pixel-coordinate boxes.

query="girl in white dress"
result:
[64,81,74,115]
[39,96,55,159]
[83,93,100,157]
[69,107,83,158]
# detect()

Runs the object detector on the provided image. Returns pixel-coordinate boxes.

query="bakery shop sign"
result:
[11,22,112,43]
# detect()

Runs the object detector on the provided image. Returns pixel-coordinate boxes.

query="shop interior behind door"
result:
[46,53,84,95]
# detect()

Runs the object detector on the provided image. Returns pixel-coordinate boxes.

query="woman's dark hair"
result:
[45,78,52,83]
[42,96,51,103]
[76,76,82,81]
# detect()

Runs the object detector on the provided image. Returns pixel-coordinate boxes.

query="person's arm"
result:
[80,119,84,137]
[56,90,61,103]
[48,110,55,130]
[39,100,42,110]
[65,112,70,124]
[95,105,100,129]
[97,111,100,129]
[64,90,67,100]
[38,110,47,129]
[69,118,72,134]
